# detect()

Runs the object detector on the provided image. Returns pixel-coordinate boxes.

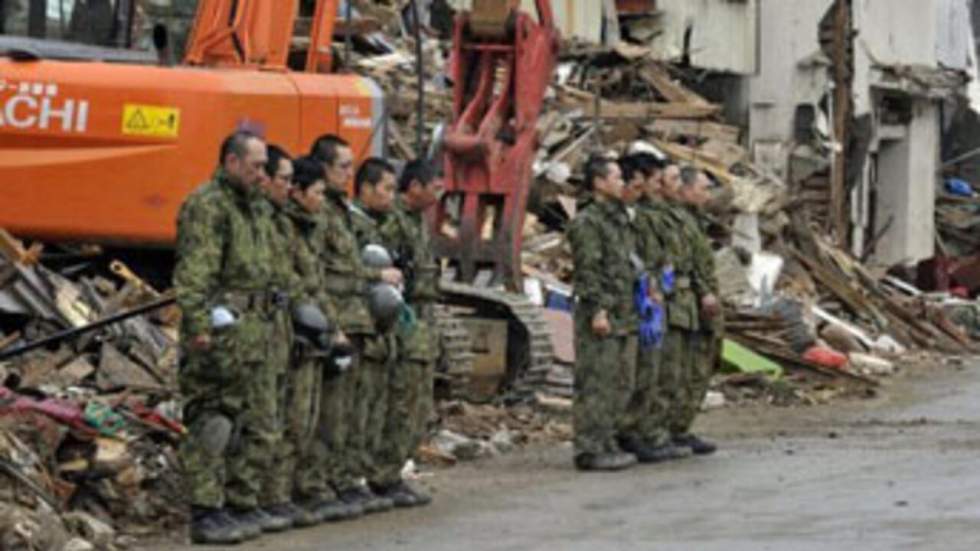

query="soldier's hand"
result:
[701,294,721,319]
[592,310,611,337]
[333,331,350,347]
[381,268,404,286]
[190,333,212,352]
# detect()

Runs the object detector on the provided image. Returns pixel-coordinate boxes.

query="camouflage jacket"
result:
[656,202,717,331]
[317,191,376,335]
[379,196,440,306]
[567,198,640,335]
[174,170,275,339]
[260,198,299,299]
[633,198,671,276]
[279,200,329,313]
[348,200,386,250]
[677,206,718,298]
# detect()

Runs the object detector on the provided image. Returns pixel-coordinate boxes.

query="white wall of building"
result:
[650,0,759,74]
[873,101,940,265]
[748,0,834,145]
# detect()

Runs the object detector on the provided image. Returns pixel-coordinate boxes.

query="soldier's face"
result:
[645,170,663,197]
[596,162,624,201]
[662,165,681,198]
[325,146,355,192]
[691,173,713,206]
[295,180,327,214]
[622,173,644,204]
[267,158,293,206]
[680,178,710,206]
[414,177,444,210]
[239,138,268,189]
[362,171,397,212]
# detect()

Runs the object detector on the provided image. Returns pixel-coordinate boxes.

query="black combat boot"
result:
[265,502,317,529]
[339,487,393,514]
[619,436,691,464]
[574,451,638,471]
[256,506,294,532]
[359,486,395,513]
[371,481,419,508]
[189,506,245,545]
[227,508,265,539]
[318,496,363,522]
[673,433,717,455]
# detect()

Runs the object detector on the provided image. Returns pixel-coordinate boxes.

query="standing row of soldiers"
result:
[174,130,443,544]
[568,152,722,471]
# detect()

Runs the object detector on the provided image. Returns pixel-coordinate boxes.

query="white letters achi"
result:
[0,80,89,133]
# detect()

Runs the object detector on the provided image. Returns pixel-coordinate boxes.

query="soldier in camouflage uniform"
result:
[175,131,291,544]
[671,168,722,453]
[279,156,362,523]
[255,147,325,528]
[657,165,721,456]
[567,156,640,472]
[308,136,402,514]
[371,159,443,506]
[346,158,401,504]
[616,154,690,464]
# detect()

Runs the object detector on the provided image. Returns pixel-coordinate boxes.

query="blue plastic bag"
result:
[946,178,974,197]
[634,274,665,349]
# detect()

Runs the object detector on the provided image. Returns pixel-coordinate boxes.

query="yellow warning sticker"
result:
[121,104,181,138]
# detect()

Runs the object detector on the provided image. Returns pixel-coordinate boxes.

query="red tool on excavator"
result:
[433,0,560,292]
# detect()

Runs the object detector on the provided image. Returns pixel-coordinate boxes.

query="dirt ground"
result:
[152,355,980,550]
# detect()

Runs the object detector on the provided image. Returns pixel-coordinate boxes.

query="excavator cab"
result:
[0,0,382,245]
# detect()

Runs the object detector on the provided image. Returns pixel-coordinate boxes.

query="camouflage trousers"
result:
[351,334,396,489]
[265,325,324,505]
[621,341,672,447]
[178,311,280,510]
[663,329,718,436]
[372,319,437,486]
[573,313,637,456]
[295,363,351,501]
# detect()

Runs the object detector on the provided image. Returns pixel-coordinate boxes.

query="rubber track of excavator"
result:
[434,305,476,399]
[438,281,555,400]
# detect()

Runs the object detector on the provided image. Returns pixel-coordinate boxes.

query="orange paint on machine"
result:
[0,0,383,246]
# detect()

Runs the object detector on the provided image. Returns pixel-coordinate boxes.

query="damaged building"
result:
[540,0,979,270]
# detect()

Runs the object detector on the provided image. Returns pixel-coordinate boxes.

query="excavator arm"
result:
[184,0,338,72]
[433,0,560,291]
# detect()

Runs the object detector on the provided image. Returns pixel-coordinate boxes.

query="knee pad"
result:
[198,414,234,457]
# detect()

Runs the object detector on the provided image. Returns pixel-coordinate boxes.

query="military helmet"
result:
[361,244,394,269]
[292,302,333,352]
[368,283,404,331]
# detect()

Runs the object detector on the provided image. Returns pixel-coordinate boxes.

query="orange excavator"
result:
[0,0,382,245]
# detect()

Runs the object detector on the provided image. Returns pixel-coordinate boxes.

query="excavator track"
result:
[438,281,555,400]
[434,305,476,400]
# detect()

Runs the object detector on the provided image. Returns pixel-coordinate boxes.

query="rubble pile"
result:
[0,231,183,549]
[420,400,571,465]
[487,47,977,399]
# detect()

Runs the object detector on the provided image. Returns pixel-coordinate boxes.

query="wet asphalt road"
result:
[159,358,980,551]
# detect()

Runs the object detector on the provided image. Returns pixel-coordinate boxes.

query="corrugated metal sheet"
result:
[447,0,604,43]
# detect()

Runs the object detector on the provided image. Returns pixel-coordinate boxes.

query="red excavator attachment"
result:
[433,0,559,292]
